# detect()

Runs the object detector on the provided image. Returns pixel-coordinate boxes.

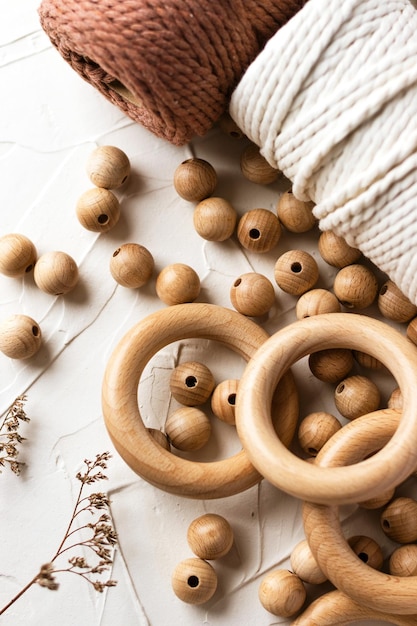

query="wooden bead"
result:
[187,513,234,560]
[334,375,380,420]
[358,487,395,510]
[389,544,417,577]
[170,361,215,406]
[0,233,37,277]
[318,230,361,268]
[309,348,354,383]
[296,288,341,319]
[258,569,306,617]
[353,350,384,370]
[298,411,342,457]
[388,387,403,410]
[276,190,317,233]
[240,143,280,184]
[34,251,79,295]
[237,208,281,253]
[171,557,217,604]
[347,535,384,570]
[333,264,378,309]
[217,113,244,139]
[86,145,130,189]
[290,539,327,585]
[274,250,319,295]
[165,407,211,451]
[110,243,154,288]
[378,280,417,323]
[211,379,239,425]
[76,187,120,232]
[173,158,217,202]
[230,272,275,317]
[0,314,42,359]
[381,497,417,544]
[193,197,237,241]
[147,428,171,451]
[155,263,200,305]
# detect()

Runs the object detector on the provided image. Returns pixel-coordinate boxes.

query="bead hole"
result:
[382,519,390,529]
[234,278,242,287]
[340,300,354,309]
[358,552,369,563]
[380,285,388,296]
[185,376,198,388]
[230,130,241,138]
[307,447,317,455]
[228,393,236,406]
[121,175,128,184]
[249,228,261,240]
[25,264,33,273]
[113,248,121,257]
[98,214,109,224]
[336,383,345,394]
[187,575,200,588]
[291,262,302,273]
[32,325,39,337]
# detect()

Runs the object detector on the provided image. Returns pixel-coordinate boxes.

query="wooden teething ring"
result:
[235,313,417,505]
[303,408,417,615]
[102,303,298,499]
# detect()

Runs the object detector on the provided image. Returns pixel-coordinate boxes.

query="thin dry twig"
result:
[0,395,30,475]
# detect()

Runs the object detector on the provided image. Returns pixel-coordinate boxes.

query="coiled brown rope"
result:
[38,0,305,145]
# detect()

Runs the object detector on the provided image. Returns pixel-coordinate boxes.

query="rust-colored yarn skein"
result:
[38,0,306,145]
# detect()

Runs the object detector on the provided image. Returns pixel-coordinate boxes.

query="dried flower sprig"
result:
[0,395,30,475]
[0,452,118,616]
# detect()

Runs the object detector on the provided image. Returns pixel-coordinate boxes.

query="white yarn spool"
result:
[230,0,417,304]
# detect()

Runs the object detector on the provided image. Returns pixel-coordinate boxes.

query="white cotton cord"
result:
[229,0,417,304]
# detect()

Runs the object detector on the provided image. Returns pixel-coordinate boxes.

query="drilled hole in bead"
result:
[382,519,391,529]
[121,175,128,184]
[249,228,261,240]
[25,264,33,273]
[32,325,39,337]
[228,393,236,406]
[113,248,121,257]
[340,300,354,309]
[98,214,109,224]
[308,447,318,455]
[230,130,241,138]
[336,383,345,394]
[234,278,242,288]
[187,576,200,588]
[358,552,369,563]
[380,285,388,295]
[55,292,64,296]
[291,262,302,273]
[185,376,198,388]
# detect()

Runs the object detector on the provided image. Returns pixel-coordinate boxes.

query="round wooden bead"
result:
[333,264,378,309]
[298,411,342,457]
[347,535,384,571]
[240,143,280,184]
[296,288,341,319]
[290,539,327,585]
[211,379,239,425]
[0,233,37,277]
[86,145,130,189]
[309,348,354,383]
[76,187,121,232]
[358,487,395,510]
[147,428,171,451]
[187,513,234,560]
[171,557,217,604]
[110,243,154,288]
[34,251,79,295]
[173,158,217,202]
[258,569,306,617]
[334,375,381,420]
[388,387,403,410]
[318,230,361,268]
[274,250,319,295]
[389,545,417,577]
[406,317,417,345]
[155,263,200,305]
[276,190,317,233]
[230,272,275,317]
[237,208,281,253]
[0,314,42,359]
[381,498,417,544]
[170,361,215,406]
[353,350,384,370]
[193,197,237,241]
[165,407,211,451]
[378,280,417,323]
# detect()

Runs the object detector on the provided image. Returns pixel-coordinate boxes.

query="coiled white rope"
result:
[230,0,417,304]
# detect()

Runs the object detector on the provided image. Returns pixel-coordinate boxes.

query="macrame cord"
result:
[230,0,417,304]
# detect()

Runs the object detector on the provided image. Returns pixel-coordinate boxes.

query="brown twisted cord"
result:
[38,0,306,145]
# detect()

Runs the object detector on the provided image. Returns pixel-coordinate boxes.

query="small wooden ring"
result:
[303,409,417,615]
[235,313,417,505]
[102,303,298,499]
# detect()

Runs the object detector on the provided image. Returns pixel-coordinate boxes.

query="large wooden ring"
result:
[303,409,417,615]
[102,303,299,499]
[235,313,417,505]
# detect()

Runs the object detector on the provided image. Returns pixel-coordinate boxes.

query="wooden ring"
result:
[235,313,417,505]
[303,409,417,615]
[102,303,299,499]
